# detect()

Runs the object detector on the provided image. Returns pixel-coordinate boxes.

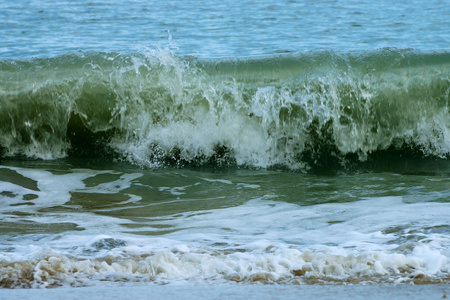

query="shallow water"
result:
[0,0,449,289]
[1,159,449,287]
[1,284,450,300]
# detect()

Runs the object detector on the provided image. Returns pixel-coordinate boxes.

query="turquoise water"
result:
[2,0,449,58]
[0,0,449,288]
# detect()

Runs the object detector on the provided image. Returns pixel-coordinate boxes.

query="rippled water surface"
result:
[1,0,449,58]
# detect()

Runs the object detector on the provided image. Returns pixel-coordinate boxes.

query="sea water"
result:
[0,0,449,289]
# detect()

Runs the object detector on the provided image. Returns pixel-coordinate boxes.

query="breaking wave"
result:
[1,243,449,288]
[1,48,449,170]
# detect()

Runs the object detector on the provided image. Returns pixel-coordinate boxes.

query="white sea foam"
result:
[1,166,449,287]
[2,196,450,286]
[1,238,449,288]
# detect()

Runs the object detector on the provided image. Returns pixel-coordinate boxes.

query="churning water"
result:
[0,0,449,289]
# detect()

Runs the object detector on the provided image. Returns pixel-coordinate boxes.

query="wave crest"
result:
[0,48,449,169]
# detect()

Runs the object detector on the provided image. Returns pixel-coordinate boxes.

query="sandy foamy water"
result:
[1,164,449,288]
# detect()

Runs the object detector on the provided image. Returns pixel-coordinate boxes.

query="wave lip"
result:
[0,48,449,169]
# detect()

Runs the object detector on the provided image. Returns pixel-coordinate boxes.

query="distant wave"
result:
[1,48,449,170]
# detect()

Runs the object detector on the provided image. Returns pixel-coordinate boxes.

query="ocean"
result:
[0,0,449,292]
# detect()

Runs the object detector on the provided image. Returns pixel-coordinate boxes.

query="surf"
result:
[0,48,449,170]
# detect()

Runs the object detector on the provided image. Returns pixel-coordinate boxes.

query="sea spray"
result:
[1,48,449,169]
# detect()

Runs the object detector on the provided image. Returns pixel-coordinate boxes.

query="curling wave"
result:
[0,48,449,169]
